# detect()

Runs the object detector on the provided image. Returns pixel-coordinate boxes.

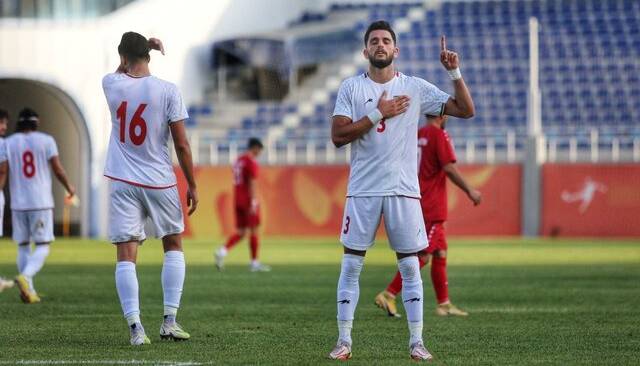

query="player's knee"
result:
[398,256,422,284]
[343,247,366,257]
[162,234,182,252]
[340,254,364,283]
[395,251,417,260]
[434,250,447,258]
[116,242,138,262]
[34,243,50,252]
[417,251,430,263]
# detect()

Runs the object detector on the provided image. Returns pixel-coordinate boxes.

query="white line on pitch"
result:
[0,361,213,366]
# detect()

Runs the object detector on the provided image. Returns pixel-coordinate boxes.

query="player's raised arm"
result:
[170,120,198,215]
[331,91,410,147]
[442,163,481,205]
[439,36,475,118]
[148,37,165,55]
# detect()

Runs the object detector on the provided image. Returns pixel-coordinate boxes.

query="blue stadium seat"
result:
[219,0,640,148]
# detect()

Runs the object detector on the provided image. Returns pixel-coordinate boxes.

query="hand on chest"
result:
[358,86,418,120]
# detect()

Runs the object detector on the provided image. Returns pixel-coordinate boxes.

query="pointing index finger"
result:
[441,35,446,52]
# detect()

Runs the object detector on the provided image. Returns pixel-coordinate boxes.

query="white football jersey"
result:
[102,73,188,188]
[0,137,5,212]
[333,72,450,197]
[4,132,58,210]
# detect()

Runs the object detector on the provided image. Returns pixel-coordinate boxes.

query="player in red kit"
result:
[375,114,481,317]
[215,138,271,272]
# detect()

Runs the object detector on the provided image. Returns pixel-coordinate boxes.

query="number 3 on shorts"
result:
[343,216,351,234]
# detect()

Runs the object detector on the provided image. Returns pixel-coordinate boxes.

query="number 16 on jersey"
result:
[117,101,148,146]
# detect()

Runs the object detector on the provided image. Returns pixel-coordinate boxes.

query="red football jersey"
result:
[233,153,259,207]
[418,124,457,222]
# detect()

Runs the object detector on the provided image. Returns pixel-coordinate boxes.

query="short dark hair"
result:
[17,107,39,132]
[0,108,8,121]
[118,31,150,63]
[364,20,396,46]
[248,137,263,149]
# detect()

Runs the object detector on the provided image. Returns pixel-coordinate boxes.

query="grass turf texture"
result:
[0,238,639,365]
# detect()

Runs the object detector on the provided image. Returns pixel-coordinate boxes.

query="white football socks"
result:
[22,244,50,279]
[398,256,424,345]
[336,254,364,345]
[115,261,140,325]
[17,244,30,274]
[162,251,185,321]
[217,246,228,257]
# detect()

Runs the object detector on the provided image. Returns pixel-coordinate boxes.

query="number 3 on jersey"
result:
[117,101,148,146]
[377,118,386,133]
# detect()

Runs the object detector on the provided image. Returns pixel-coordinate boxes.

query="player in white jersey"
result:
[0,109,15,294]
[103,32,198,346]
[328,21,475,361]
[0,108,75,304]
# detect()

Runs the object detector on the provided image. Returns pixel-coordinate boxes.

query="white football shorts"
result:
[339,196,428,253]
[108,180,184,243]
[12,209,54,244]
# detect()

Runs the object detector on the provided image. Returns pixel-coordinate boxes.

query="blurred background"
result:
[0,0,638,240]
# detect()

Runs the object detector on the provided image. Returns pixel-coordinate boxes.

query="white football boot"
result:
[410,341,433,361]
[129,323,150,346]
[328,341,352,360]
[249,262,271,272]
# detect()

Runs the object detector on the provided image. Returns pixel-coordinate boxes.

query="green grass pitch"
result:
[0,237,639,365]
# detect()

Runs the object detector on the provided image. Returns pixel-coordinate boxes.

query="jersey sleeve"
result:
[101,73,118,90]
[166,84,189,124]
[436,131,456,166]
[415,78,450,117]
[46,136,59,159]
[332,78,353,119]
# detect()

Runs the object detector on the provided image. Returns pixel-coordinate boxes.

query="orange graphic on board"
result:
[176,164,521,238]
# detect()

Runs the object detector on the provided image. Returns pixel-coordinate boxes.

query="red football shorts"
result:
[235,205,260,229]
[423,221,447,254]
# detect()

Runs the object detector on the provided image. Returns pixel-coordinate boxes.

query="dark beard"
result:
[368,53,393,69]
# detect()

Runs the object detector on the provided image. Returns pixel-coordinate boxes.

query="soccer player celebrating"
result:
[0,109,15,294]
[328,21,474,361]
[102,32,198,345]
[0,108,75,303]
[214,137,270,272]
[375,114,481,319]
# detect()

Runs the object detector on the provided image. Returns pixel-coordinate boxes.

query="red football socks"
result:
[249,234,259,260]
[224,233,242,250]
[431,256,449,304]
[385,271,403,296]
